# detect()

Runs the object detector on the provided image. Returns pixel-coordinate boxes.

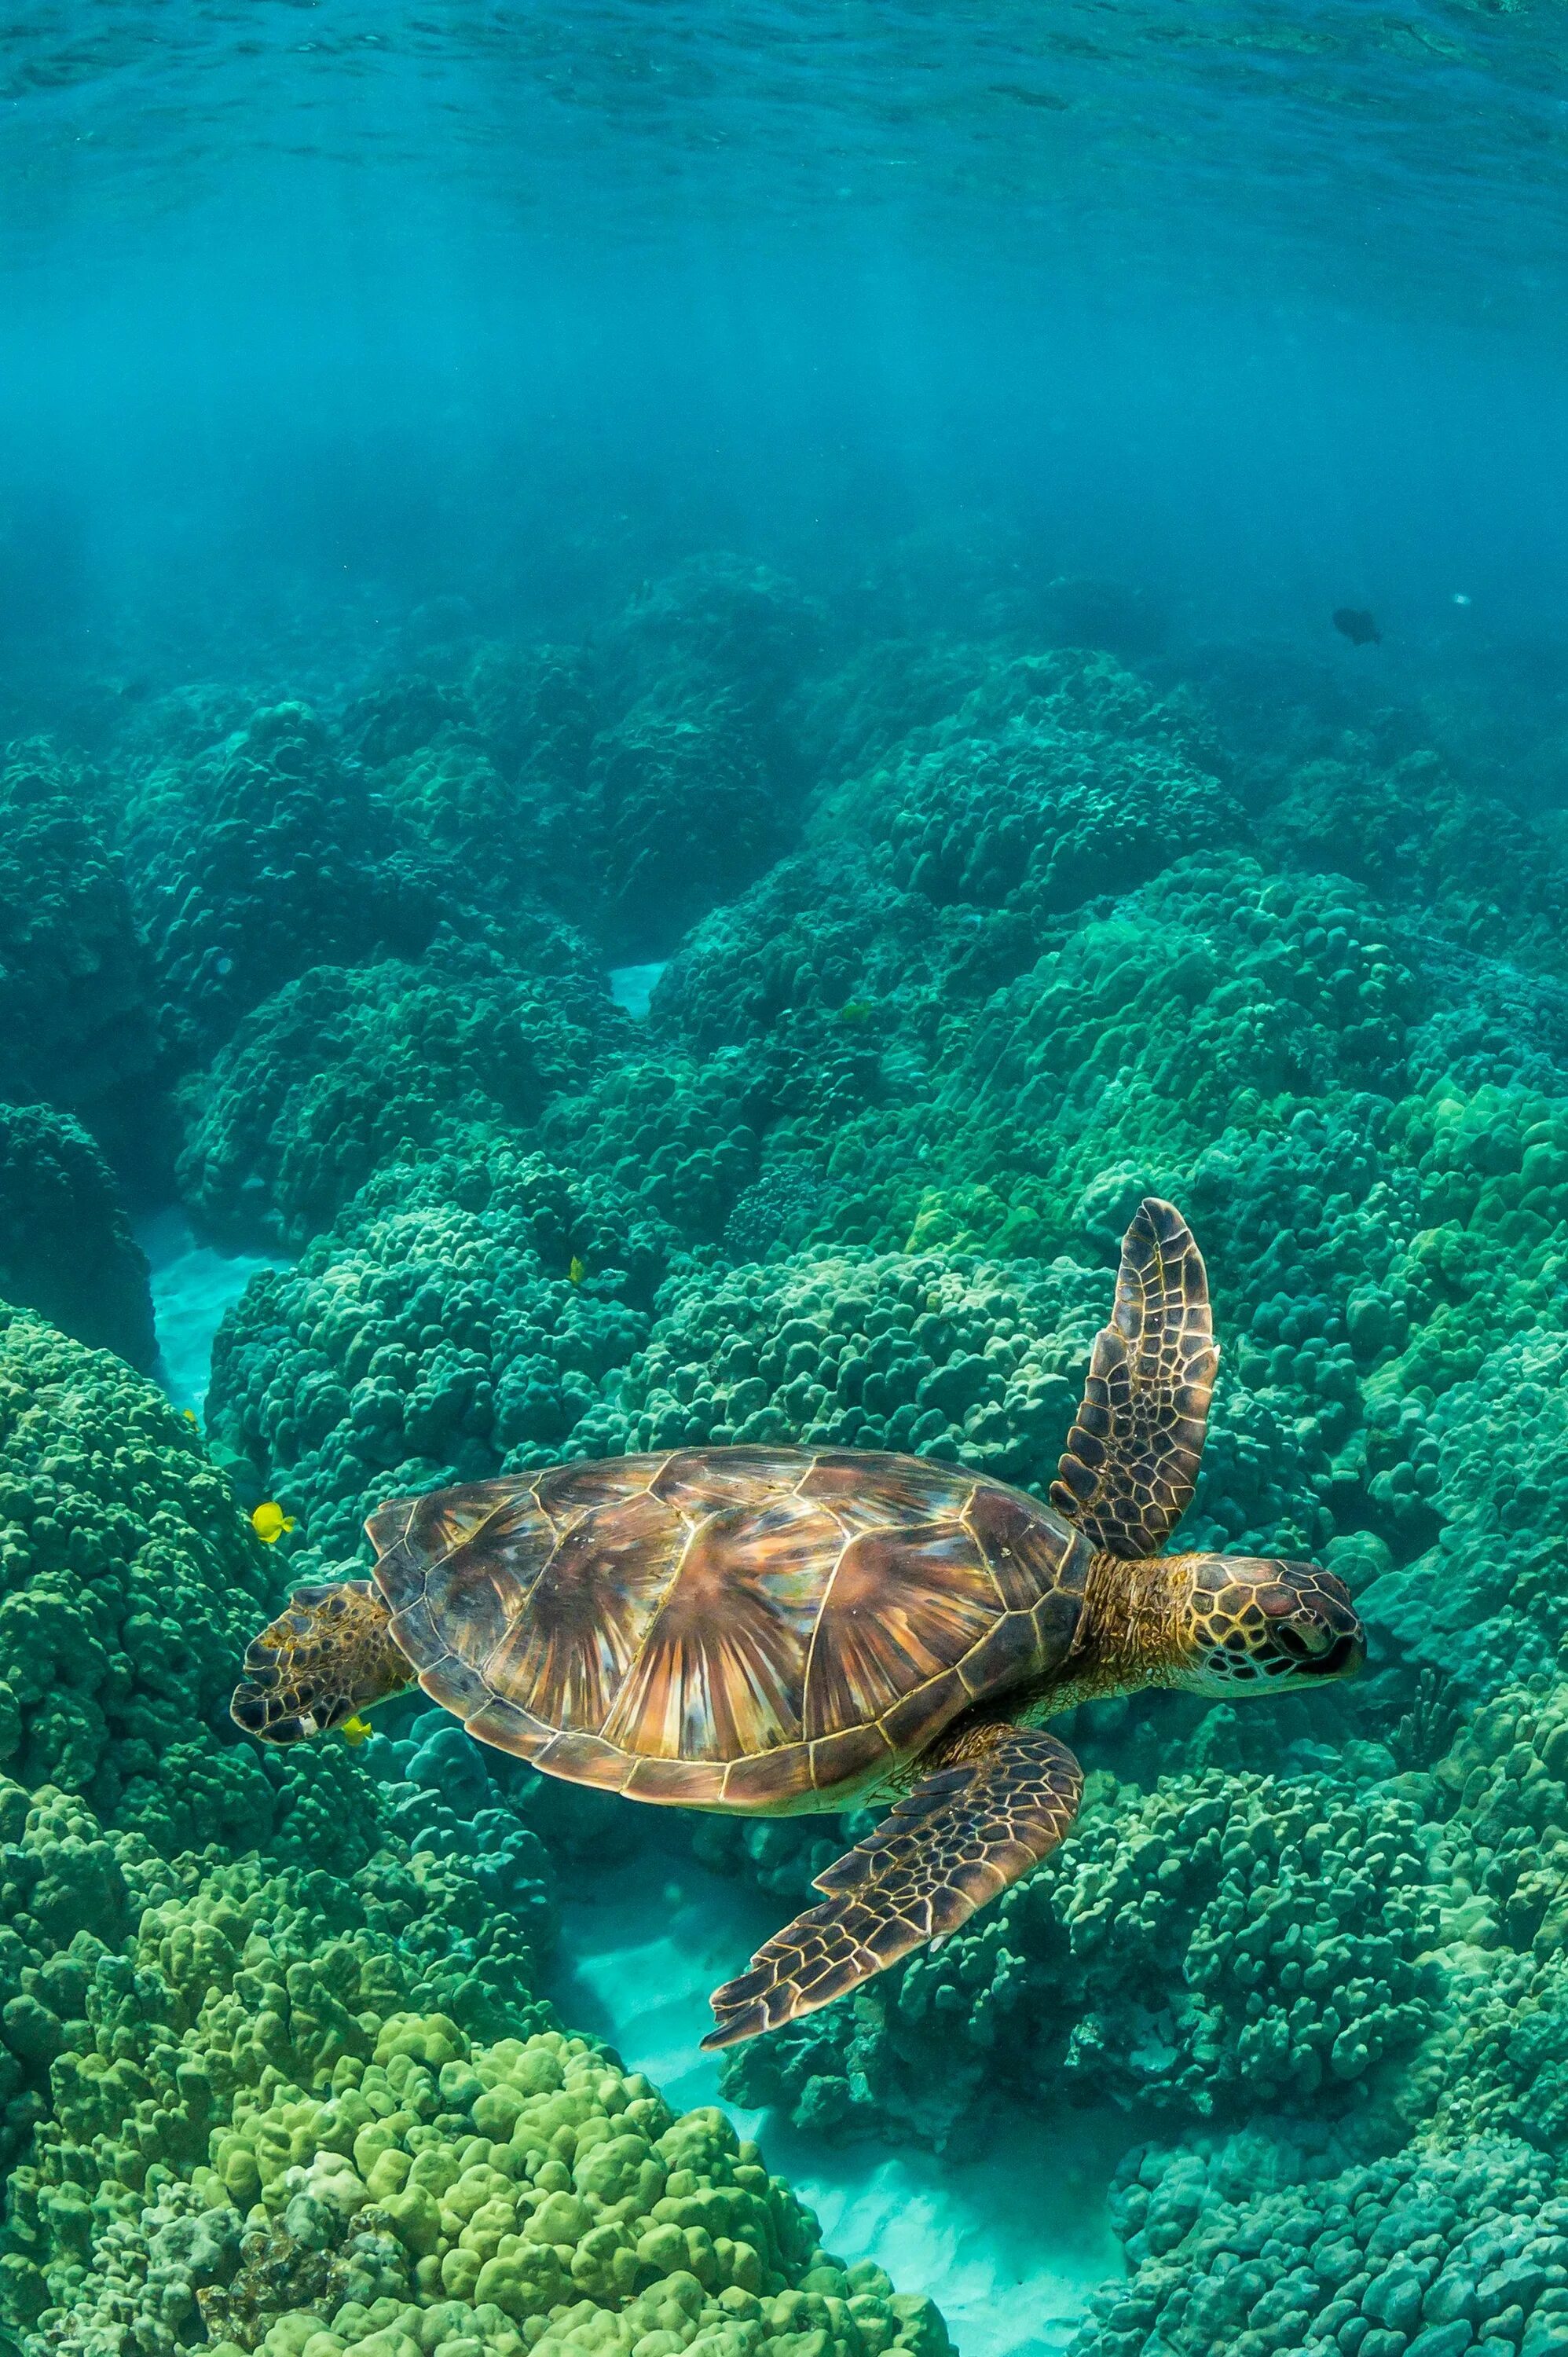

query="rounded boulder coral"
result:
[178,944,625,1253]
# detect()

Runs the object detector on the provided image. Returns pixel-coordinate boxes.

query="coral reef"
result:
[577,695,787,964]
[203,1142,677,1563]
[119,703,441,1069]
[1261,746,1568,974]
[0,1302,368,1863]
[0,741,162,1182]
[0,1352,936,2357]
[716,1753,1440,2141]
[1072,2130,1568,2357]
[713,1664,1568,2352]
[0,1102,156,1367]
[822,653,1233,941]
[582,1245,1107,1474]
[17,544,1568,2348]
[177,944,624,1253]
[0,1772,940,2357]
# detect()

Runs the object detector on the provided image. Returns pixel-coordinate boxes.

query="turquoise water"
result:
[140,1210,280,1416]
[5,10,1568,2357]
[551,1849,1123,2357]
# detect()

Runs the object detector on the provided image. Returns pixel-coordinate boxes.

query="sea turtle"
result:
[231,1198,1364,2047]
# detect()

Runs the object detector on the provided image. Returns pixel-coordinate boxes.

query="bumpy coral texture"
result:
[578,1248,1108,1475]
[0,742,161,1181]
[178,942,625,1253]
[203,1145,674,1566]
[716,1762,1441,2146]
[0,1776,943,2357]
[0,1101,157,1368]
[822,652,1235,933]
[1072,2132,1568,2357]
[0,1306,368,1865]
[573,693,789,965]
[119,703,441,1067]
[22,551,1568,2354]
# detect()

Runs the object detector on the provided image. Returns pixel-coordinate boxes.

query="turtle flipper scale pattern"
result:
[1051,1195,1218,1559]
[701,1724,1082,2048]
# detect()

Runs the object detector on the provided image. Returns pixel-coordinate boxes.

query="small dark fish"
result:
[1332,607,1381,646]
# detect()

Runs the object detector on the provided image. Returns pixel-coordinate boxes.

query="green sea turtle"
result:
[231,1198,1364,2047]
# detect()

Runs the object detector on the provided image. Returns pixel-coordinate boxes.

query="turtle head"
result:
[1173,1556,1365,1695]
[230,1580,414,1745]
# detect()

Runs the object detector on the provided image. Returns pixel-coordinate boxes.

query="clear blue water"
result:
[5,3,1568,663]
[140,1208,279,1415]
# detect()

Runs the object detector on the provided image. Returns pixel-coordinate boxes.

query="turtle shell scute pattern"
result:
[367,1446,1089,1810]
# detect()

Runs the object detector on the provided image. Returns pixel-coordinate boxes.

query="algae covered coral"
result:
[5,545,1568,2352]
[0,1336,946,2357]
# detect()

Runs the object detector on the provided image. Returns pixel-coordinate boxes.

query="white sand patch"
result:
[137,1206,279,1416]
[608,962,669,1020]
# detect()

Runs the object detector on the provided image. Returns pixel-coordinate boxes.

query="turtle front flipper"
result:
[702,1724,1082,2049]
[230,1581,415,1744]
[1052,1195,1218,1559]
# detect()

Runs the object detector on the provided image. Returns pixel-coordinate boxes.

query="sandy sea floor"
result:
[551,1845,1126,2357]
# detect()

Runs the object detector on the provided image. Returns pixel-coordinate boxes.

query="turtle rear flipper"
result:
[701,1724,1082,2048]
[230,1581,414,1744]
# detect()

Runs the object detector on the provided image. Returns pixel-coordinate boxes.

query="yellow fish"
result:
[567,1255,585,1285]
[181,1409,197,1425]
[834,1000,875,1027]
[250,1501,296,1545]
[339,1714,374,1747]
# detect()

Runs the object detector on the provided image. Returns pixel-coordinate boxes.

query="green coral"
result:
[178,945,625,1253]
[571,695,789,965]
[579,1245,1106,1476]
[541,1050,765,1247]
[822,652,1235,937]
[0,1302,397,1875]
[717,1760,1441,2146]
[0,741,161,1182]
[1262,743,1568,973]
[1072,2132,1568,2357]
[597,558,822,741]
[0,1772,940,2357]
[119,703,441,1068]
[809,854,1413,1263]
[722,1665,1568,2352]
[465,644,599,798]
[0,1772,548,2338]
[0,1101,156,1367]
[0,1308,264,1834]
[192,2032,943,2357]
[23,551,1568,2351]
[206,1174,1121,1557]
[203,1142,676,1564]
[347,566,820,968]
